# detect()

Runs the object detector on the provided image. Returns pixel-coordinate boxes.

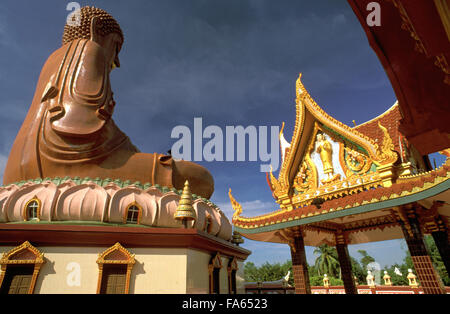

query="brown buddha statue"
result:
[3,6,214,199]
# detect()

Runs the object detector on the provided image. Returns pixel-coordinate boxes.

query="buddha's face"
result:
[95,32,122,72]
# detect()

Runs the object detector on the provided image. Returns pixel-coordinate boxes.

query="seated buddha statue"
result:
[3,6,214,199]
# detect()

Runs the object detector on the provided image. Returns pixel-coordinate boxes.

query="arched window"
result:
[23,198,41,222]
[124,203,141,225]
[0,241,45,294]
[208,253,222,294]
[96,243,135,294]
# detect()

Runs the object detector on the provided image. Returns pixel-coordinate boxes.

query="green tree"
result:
[313,244,340,278]
[244,262,259,282]
[384,264,408,286]
[243,260,294,286]
[383,236,449,286]
[309,275,324,286]
[357,249,375,271]
[309,275,344,286]
[424,235,449,285]
[350,256,365,284]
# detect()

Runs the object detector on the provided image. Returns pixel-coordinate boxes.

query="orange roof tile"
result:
[233,160,449,229]
[354,104,404,153]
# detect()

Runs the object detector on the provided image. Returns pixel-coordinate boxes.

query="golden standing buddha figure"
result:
[316,133,334,178]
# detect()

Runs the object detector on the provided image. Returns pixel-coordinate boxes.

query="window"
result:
[96,243,135,294]
[0,265,34,294]
[228,258,239,294]
[100,265,127,294]
[24,198,41,221]
[212,268,220,294]
[208,253,222,294]
[124,203,141,225]
[0,241,45,295]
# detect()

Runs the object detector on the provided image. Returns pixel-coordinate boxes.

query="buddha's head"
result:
[63,6,123,72]
[317,133,324,142]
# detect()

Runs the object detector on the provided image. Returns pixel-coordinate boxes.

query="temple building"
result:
[0,6,250,294]
[230,74,449,294]
[230,0,450,295]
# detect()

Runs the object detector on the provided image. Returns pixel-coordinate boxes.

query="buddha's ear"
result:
[90,16,101,43]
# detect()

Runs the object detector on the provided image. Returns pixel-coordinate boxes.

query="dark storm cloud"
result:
[0,0,395,188]
[0,0,403,267]
[95,0,395,153]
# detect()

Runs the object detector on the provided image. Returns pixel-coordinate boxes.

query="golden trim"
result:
[374,122,398,166]
[296,74,379,159]
[390,0,450,84]
[353,102,399,129]
[231,75,447,226]
[389,0,427,54]
[268,75,391,204]
[23,197,41,222]
[0,241,45,294]
[123,202,142,225]
[227,257,239,294]
[233,167,449,225]
[96,243,136,294]
[344,146,372,174]
[434,0,450,41]
[287,122,381,206]
[228,189,243,220]
[208,252,222,294]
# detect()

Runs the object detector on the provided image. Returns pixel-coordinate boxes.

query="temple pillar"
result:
[393,206,446,294]
[289,228,311,294]
[335,230,357,295]
[431,230,450,277]
[417,202,450,277]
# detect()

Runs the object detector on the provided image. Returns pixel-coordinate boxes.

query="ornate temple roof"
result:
[233,159,449,229]
[354,102,402,153]
[229,75,449,246]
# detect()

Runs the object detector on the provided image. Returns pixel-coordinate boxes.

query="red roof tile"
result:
[354,104,404,153]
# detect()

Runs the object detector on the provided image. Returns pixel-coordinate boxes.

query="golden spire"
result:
[174,181,196,225]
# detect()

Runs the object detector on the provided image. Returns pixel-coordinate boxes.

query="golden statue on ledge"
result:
[3,6,214,199]
[316,133,334,175]
[316,133,340,184]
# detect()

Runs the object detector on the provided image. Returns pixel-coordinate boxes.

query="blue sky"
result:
[0,0,443,270]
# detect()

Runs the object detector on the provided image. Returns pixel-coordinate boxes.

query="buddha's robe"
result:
[317,139,334,175]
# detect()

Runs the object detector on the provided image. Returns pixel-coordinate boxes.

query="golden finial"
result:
[228,189,243,219]
[296,73,304,99]
[383,271,392,286]
[323,274,330,288]
[375,122,398,166]
[231,230,244,246]
[407,269,418,288]
[352,120,357,127]
[174,181,196,226]
[279,122,285,138]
